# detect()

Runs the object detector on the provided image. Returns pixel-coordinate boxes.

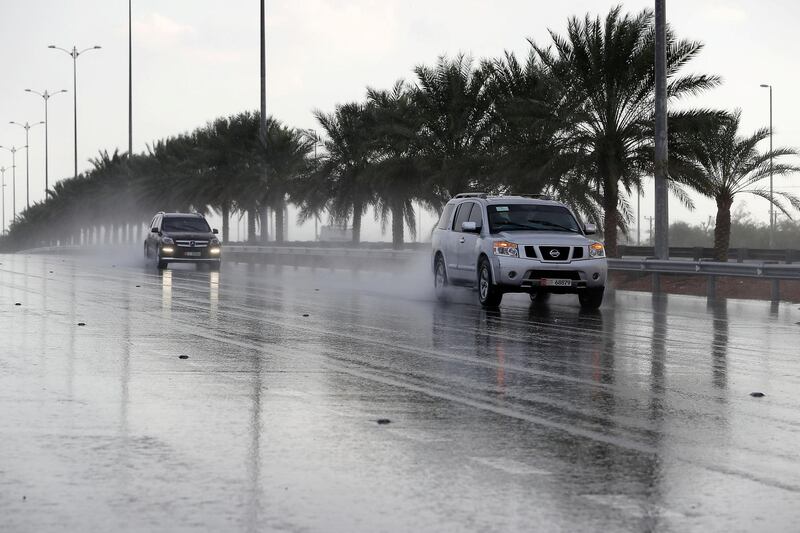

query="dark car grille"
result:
[523,246,537,258]
[539,246,570,261]
[572,246,584,259]
[525,270,582,281]
[176,240,209,248]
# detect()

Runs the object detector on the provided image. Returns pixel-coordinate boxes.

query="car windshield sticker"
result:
[495,206,509,212]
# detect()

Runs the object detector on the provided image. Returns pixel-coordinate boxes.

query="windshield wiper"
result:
[526,220,579,233]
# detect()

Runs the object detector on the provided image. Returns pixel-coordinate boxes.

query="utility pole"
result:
[25,89,67,198]
[129,0,133,157]
[258,0,269,244]
[654,0,669,259]
[760,84,774,247]
[645,216,655,245]
[1,166,6,234]
[637,185,642,245]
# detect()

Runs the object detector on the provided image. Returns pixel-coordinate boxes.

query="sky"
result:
[0,0,798,241]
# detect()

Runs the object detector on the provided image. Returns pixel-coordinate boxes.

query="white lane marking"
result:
[469,456,551,475]
[582,494,685,519]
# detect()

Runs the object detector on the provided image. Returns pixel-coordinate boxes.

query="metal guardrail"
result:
[618,245,800,264]
[609,258,800,301]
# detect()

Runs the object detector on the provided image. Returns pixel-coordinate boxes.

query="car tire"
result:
[578,287,604,309]
[529,291,550,304]
[434,256,448,301]
[477,258,503,308]
[156,254,168,270]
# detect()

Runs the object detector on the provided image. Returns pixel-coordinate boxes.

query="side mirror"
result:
[461,221,480,233]
[584,223,597,235]
[150,227,159,234]
[212,228,219,235]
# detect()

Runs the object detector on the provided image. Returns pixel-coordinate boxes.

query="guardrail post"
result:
[771,279,780,302]
[652,272,661,293]
[737,248,747,263]
[707,275,717,300]
[693,247,702,261]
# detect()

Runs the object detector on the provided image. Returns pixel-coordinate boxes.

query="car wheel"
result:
[529,291,550,305]
[578,287,604,309]
[434,256,448,301]
[477,258,503,308]
[156,254,168,270]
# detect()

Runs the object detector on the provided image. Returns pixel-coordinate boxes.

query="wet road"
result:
[2,252,800,532]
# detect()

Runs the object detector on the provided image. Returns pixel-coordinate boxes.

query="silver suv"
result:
[431,193,607,308]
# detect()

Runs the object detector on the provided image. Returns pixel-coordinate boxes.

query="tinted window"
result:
[452,202,474,232]
[162,217,211,233]
[437,204,456,230]
[487,204,580,234]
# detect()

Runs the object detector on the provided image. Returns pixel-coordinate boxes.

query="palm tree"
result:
[412,55,494,202]
[532,6,719,256]
[675,110,800,261]
[313,102,375,244]
[259,116,313,242]
[366,81,428,249]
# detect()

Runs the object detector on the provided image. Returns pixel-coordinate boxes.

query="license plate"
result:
[185,251,201,257]
[542,279,571,287]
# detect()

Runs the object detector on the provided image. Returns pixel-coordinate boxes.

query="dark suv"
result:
[144,212,221,270]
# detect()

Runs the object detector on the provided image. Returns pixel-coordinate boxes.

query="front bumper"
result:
[492,256,607,291]
[160,246,221,263]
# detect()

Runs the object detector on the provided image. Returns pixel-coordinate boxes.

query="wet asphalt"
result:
[1,251,800,532]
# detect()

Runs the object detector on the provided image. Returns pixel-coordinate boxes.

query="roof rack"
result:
[453,192,488,199]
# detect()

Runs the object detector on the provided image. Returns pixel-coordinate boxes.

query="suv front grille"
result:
[176,240,209,248]
[572,246,584,259]
[539,246,570,261]
[523,246,537,259]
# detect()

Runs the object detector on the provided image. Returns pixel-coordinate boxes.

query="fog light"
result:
[210,247,221,255]
[508,270,517,279]
[162,247,174,254]
[592,273,600,280]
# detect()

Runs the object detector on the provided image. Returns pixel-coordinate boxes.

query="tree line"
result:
[1,6,797,259]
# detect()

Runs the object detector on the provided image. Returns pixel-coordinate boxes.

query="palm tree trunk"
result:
[713,196,733,262]
[352,202,362,245]
[247,207,257,243]
[260,206,269,243]
[221,203,230,242]
[391,201,404,250]
[275,202,285,243]
[602,179,619,257]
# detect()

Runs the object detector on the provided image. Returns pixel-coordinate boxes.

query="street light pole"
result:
[48,44,101,180]
[9,121,45,209]
[25,89,67,198]
[1,166,6,234]
[654,0,669,259]
[760,83,774,248]
[129,0,133,156]
[0,146,19,221]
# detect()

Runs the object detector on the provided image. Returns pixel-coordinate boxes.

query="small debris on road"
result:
[77,322,86,326]
[302,313,310,317]
[750,392,765,398]
[178,355,189,360]
[314,289,320,291]
[376,419,391,425]
[14,303,21,306]
[135,285,141,288]
[49,271,53,274]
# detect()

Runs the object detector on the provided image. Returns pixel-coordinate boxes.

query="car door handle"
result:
[459,237,465,244]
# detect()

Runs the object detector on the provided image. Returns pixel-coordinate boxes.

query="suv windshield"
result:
[162,217,211,233]
[487,204,581,234]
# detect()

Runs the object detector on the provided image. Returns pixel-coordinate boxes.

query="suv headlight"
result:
[493,241,519,257]
[589,242,605,258]
[210,237,220,246]
[161,236,174,245]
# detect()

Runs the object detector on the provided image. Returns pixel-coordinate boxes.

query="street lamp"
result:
[48,44,102,180]
[9,121,45,209]
[0,166,6,234]
[760,83,774,248]
[0,146,20,221]
[25,89,68,198]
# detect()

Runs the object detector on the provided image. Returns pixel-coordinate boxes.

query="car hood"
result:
[493,231,598,246]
